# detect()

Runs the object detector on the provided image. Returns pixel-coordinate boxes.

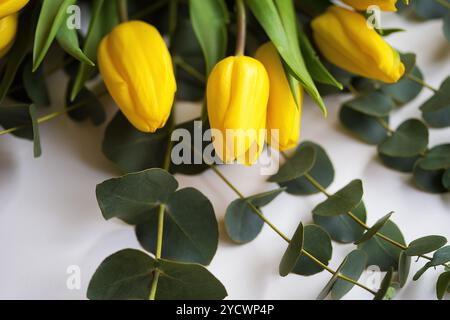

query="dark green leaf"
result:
[22,56,50,107]
[225,189,285,244]
[420,77,450,128]
[405,235,447,256]
[430,246,450,267]
[344,92,395,117]
[413,0,448,19]
[268,146,316,183]
[413,160,447,194]
[381,67,423,105]
[373,268,394,300]
[279,222,304,277]
[313,180,363,217]
[378,119,429,157]
[378,152,420,173]
[376,28,405,36]
[313,202,367,244]
[292,225,332,276]
[436,271,450,300]
[356,212,393,245]
[420,144,450,170]
[29,104,42,158]
[280,142,334,195]
[65,80,106,125]
[331,250,367,300]
[316,253,347,300]
[443,169,450,189]
[444,13,450,42]
[398,251,411,288]
[294,0,332,17]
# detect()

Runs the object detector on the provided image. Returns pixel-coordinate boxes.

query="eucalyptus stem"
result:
[133,0,169,19]
[406,74,438,93]
[434,0,450,10]
[208,165,377,295]
[149,204,166,300]
[235,0,247,56]
[117,0,129,22]
[173,56,206,84]
[168,0,178,41]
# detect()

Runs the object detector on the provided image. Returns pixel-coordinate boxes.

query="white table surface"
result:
[1,12,449,300]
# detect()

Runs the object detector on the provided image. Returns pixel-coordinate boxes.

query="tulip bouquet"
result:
[0,0,449,300]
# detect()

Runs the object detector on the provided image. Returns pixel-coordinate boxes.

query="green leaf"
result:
[56,22,95,66]
[294,0,332,17]
[358,220,406,271]
[443,169,450,189]
[430,246,450,266]
[71,0,119,100]
[381,66,423,106]
[268,146,316,183]
[331,250,367,300]
[376,28,405,37]
[314,202,367,244]
[246,0,327,115]
[225,189,285,244]
[33,0,77,71]
[413,160,448,194]
[420,144,450,170]
[316,253,348,300]
[373,268,394,300]
[22,56,50,107]
[87,249,227,300]
[189,0,228,75]
[378,153,420,173]
[398,251,411,288]
[280,142,334,195]
[356,212,393,245]
[378,119,429,157]
[340,106,389,145]
[292,225,332,276]
[420,77,450,128]
[344,92,395,117]
[436,271,450,300]
[444,13,450,43]
[29,104,42,158]
[279,222,304,277]
[136,188,219,265]
[65,80,106,125]
[312,180,363,217]
[405,236,447,256]
[413,0,448,20]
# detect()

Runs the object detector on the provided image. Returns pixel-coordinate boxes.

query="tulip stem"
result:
[207,164,377,295]
[117,0,129,22]
[406,74,439,93]
[235,0,247,56]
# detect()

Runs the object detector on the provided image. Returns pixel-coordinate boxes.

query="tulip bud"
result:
[207,56,269,165]
[255,42,302,151]
[312,6,405,83]
[98,21,176,133]
[0,14,17,59]
[342,0,398,12]
[0,0,29,19]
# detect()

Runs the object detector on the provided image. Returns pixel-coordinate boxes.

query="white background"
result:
[0,12,449,300]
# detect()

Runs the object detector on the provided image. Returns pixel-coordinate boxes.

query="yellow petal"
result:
[0,0,29,19]
[342,0,398,12]
[0,14,17,58]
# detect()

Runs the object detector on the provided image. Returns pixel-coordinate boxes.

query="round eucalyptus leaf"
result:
[313,180,363,217]
[224,189,284,244]
[344,92,395,117]
[355,212,393,245]
[313,202,367,244]
[413,160,447,194]
[444,13,450,43]
[420,77,450,128]
[398,251,411,288]
[95,169,179,225]
[279,223,304,277]
[413,262,432,281]
[381,67,423,105]
[340,106,389,145]
[378,152,420,173]
[443,169,450,189]
[373,268,394,300]
[269,146,316,183]
[22,55,50,107]
[413,0,448,19]
[436,271,450,300]
[280,142,334,195]
[430,246,450,267]
[292,225,333,276]
[378,119,429,157]
[400,53,417,74]
[317,251,350,300]
[358,220,406,271]
[136,188,219,265]
[420,144,450,170]
[405,235,447,257]
[331,250,367,300]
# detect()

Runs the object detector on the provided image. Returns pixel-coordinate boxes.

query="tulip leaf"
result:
[314,202,367,244]
[33,0,77,71]
[343,92,395,117]
[413,160,448,194]
[292,225,332,276]
[65,80,106,125]
[87,249,227,300]
[280,142,334,195]
[355,212,393,245]
[225,188,285,244]
[436,271,450,300]
[268,146,316,183]
[340,106,389,145]
[358,220,406,271]
[56,22,95,66]
[189,0,229,75]
[246,0,327,115]
[279,222,304,277]
[313,180,363,217]
[419,144,450,171]
[136,188,219,265]
[378,119,429,158]
[373,268,394,300]
[398,251,411,288]
[331,250,367,300]
[22,56,50,107]
[405,236,447,257]
[420,77,450,128]
[71,0,119,101]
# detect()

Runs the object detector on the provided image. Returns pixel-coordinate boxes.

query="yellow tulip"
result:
[311,6,405,83]
[0,14,17,58]
[342,0,398,12]
[255,42,302,151]
[0,0,29,19]
[207,56,269,165]
[98,21,176,133]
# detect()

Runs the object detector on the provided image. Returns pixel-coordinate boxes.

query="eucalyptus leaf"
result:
[413,0,448,20]
[268,146,316,183]
[29,104,42,158]
[436,271,450,300]
[22,56,50,107]
[331,250,367,300]
[316,254,347,300]
[378,153,420,173]
[355,212,393,245]
[381,67,423,106]
[313,180,363,217]
[373,268,394,300]
[398,251,411,288]
[420,77,450,128]
[443,169,450,189]
[429,246,450,267]
[444,13,450,43]
[279,223,304,277]
[344,92,395,117]
[413,160,447,194]
[420,144,450,170]
[65,80,106,125]
[405,236,447,257]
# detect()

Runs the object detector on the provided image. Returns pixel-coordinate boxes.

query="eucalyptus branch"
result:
[235,0,247,56]
[149,204,165,300]
[173,56,207,84]
[406,74,438,93]
[434,0,450,10]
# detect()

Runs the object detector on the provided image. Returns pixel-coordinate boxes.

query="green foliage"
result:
[279,222,304,277]
[420,77,450,128]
